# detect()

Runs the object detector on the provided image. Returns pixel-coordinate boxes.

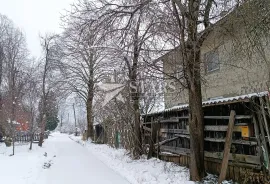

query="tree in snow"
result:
[22,62,40,150]
[38,33,65,147]
[0,14,29,155]
[59,5,116,140]
[44,92,59,131]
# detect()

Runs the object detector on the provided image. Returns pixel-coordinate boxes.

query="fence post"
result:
[218,110,236,184]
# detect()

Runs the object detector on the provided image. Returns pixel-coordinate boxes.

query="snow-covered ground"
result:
[70,135,193,184]
[0,132,231,184]
[0,137,57,183]
[0,132,129,184]
[70,135,232,184]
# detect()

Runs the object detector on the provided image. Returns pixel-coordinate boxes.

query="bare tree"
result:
[21,62,40,150]
[71,0,167,157]
[1,17,28,155]
[38,34,63,147]
[60,5,115,140]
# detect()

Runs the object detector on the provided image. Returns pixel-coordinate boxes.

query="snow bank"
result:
[70,135,233,184]
[70,135,194,184]
[0,139,57,183]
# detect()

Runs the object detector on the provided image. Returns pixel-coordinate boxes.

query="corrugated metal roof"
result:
[143,91,268,116]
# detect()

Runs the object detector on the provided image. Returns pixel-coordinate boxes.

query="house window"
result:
[205,49,219,73]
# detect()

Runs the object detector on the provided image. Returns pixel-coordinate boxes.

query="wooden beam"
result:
[160,119,179,123]
[155,136,179,147]
[160,145,260,165]
[160,145,190,156]
[147,118,157,159]
[142,126,151,132]
[178,116,189,119]
[265,96,270,118]
[160,128,189,134]
[156,126,160,159]
[256,109,270,171]
[175,134,190,138]
[204,115,251,119]
[253,115,262,158]
[205,125,228,131]
[204,137,257,145]
[218,110,235,184]
[205,151,260,165]
[204,157,261,169]
[259,97,270,148]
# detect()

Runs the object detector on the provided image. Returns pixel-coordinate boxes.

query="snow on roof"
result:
[143,91,268,116]
[202,91,268,106]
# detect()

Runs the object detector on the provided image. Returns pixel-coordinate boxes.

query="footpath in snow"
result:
[0,132,129,184]
[70,135,232,184]
[70,135,193,184]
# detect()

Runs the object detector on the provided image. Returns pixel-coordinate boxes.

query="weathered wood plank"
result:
[256,109,270,171]
[253,115,262,157]
[160,119,179,123]
[150,115,251,125]
[218,110,235,184]
[259,97,270,149]
[160,125,254,135]
[155,137,179,147]
[160,128,189,134]
[204,115,252,119]
[204,138,257,145]
[160,146,190,156]
[205,125,228,131]
[142,126,152,132]
[205,151,260,165]
[175,134,190,138]
[204,157,260,169]
[147,119,157,159]
[160,145,260,165]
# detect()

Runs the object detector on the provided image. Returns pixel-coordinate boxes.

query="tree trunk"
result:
[38,114,46,147]
[130,18,142,157]
[0,45,3,136]
[29,108,35,150]
[86,88,94,139]
[11,70,16,156]
[133,96,142,157]
[29,133,34,150]
[186,48,205,181]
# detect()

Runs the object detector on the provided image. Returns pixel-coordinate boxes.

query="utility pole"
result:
[73,103,77,128]
[60,113,63,127]
[73,103,77,136]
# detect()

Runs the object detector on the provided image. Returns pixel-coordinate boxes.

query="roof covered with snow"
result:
[143,91,268,116]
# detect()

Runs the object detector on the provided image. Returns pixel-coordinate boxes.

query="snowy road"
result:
[39,133,130,184]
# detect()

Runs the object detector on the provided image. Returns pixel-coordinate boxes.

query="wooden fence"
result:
[15,133,49,143]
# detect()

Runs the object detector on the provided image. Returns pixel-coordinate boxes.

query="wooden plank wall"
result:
[142,96,270,183]
[159,154,261,183]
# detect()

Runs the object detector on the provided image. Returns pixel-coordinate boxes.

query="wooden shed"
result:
[142,92,270,182]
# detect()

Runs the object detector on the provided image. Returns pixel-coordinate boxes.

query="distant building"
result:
[1,97,31,133]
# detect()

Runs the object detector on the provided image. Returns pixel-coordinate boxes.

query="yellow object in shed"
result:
[241,126,250,138]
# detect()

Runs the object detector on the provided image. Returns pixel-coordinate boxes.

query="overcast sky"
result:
[0,0,75,57]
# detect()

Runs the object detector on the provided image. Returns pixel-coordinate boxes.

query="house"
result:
[142,1,270,182]
[161,0,270,108]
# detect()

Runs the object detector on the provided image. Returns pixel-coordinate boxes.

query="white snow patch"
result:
[70,135,233,184]
[0,140,57,184]
[70,135,193,184]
